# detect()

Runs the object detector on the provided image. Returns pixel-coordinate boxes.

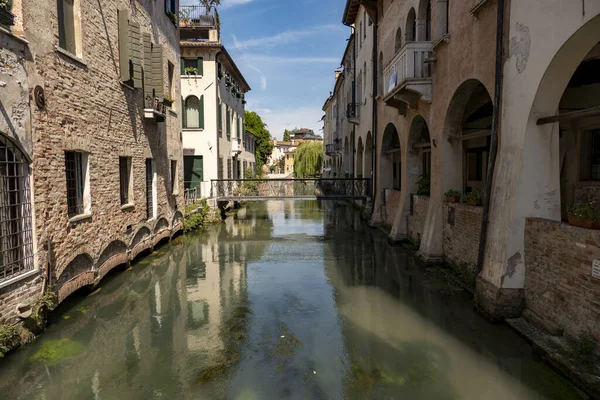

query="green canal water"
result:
[0,201,586,399]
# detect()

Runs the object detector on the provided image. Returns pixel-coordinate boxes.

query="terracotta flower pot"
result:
[445,196,460,204]
[568,215,596,229]
[467,199,481,206]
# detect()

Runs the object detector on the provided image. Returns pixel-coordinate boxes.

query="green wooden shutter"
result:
[180,57,185,75]
[197,57,204,76]
[182,96,187,128]
[217,102,222,131]
[226,106,231,136]
[118,8,130,81]
[129,21,142,88]
[152,44,164,97]
[142,33,152,97]
[199,95,205,129]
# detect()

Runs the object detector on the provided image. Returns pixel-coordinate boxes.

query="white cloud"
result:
[256,106,324,140]
[231,25,344,50]
[240,54,268,91]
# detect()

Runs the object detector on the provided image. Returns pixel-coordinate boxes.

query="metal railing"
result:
[211,178,371,201]
[346,103,360,120]
[383,41,432,97]
[184,187,198,205]
[326,142,342,156]
[179,5,218,28]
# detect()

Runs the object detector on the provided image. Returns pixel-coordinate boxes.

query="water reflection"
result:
[0,201,584,400]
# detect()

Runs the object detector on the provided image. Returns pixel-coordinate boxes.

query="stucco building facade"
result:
[0,0,184,324]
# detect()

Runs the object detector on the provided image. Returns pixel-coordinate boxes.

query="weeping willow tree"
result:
[294,141,323,178]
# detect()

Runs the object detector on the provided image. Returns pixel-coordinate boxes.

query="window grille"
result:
[119,157,131,205]
[146,159,154,219]
[218,157,224,180]
[0,137,34,283]
[227,158,232,179]
[171,160,177,194]
[65,151,84,217]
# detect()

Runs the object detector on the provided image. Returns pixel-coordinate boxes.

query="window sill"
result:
[69,213,92,224]
[183,128,204,131]
[0,269,40,290]
[55,46,87,67]
[121,204,135,211]
[0,26,28,45]
[182,75,203,78]
[432,34,450,51]
[470,0,492,17]
[168,109,177,116]
[172,191,180,196]
[120,82,135,91]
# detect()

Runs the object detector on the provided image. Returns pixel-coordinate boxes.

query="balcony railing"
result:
[179,5,218,28]
[326,142,342,156]
[144,97,166,122]
[383,41,432,99]
[232,138,243,156]
[346,103,360,122]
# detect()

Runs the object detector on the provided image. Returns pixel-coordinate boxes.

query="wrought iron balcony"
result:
[325,142,342,157]
[143,97,166,122]
[179,5,218,29]
[346,103,360,124]
[383,41,433,111]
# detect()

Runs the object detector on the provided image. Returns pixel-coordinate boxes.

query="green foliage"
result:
[0,324,20,358]
[200,0,220,13]
[444,189,460,198]
[31,291,57,328]
[245,111,274,167]
[294,141,323,178]
[184,199,211,233]
[568,201,599,223]
[283,129,293,142]
[416,174,430,196]
[184,67,198,75]
[166,11,177,24]
[30,339,85,366]
[0,0,11,9]
[463,189,483,205]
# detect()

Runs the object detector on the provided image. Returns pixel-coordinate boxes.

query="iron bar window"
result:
[65,151,85,217]
[171,160,177,194]
[146,159,154,219]
[0,137,34,283]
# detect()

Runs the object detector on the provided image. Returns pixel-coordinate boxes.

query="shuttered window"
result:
[184,96,204,129]
[227,158,232,179]
[218,157,224,180]
[130,21,142,88]
[181,57,204,76]
[226,106,231,139]
[152,45,164,98]
[217,102,223,135]
[118,8,130,82]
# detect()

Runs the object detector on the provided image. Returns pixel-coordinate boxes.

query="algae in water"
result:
[30,339,85,366]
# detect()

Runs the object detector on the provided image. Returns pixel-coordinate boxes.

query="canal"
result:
[0,201,585,399]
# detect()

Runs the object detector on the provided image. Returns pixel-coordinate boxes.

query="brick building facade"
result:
[0,0,183,325]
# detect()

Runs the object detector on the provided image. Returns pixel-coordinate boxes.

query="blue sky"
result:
[181,0,351,139]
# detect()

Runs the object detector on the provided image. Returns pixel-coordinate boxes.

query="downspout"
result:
[476,0,504,275]
[370,7,378,217]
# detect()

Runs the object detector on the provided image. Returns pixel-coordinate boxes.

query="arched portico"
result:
[364,131,373,181]
[356,137,364,178]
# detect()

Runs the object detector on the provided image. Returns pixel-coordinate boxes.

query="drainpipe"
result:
[370,8,378,216]
[476,0,504,275]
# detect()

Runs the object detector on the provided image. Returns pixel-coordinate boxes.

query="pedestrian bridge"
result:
[211,178,371,201]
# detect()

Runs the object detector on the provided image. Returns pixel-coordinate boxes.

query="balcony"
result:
[232,138,243,156]
[144,97,166,123]
[325,141,342,157]
[179,6,218,29]
[383,42,432,113]
[346,103,360,125]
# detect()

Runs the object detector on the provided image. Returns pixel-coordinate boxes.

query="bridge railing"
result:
[210,178,371,200]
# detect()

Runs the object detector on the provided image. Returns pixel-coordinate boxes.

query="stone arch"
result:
[405,8,417,43]
[154,217,171,246]
[417,0,432,41]
[172,211,184,236]
[380,123,401,191]
[95,240,128,280]
[365,131,373,180]
[56,253,95,303]
[408,115,432,193]
[395,27,403,53]
[356,137,364,178]
[130,225,153,260]
[442,79,493,194]
[154,217,170,234]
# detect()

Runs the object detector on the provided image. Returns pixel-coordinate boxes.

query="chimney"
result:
[335,70,342,80]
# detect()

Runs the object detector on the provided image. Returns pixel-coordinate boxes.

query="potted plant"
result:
[568,202,599,229]
[184,67,198,76]
[167,11,178,26]
[416,174,430,196]
[161,97,174,107]
[463,189,484,206]
[0,0,14,26]
[444,189,461,203]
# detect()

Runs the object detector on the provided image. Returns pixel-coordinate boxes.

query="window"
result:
[65,151,89,217]
[363,12,367,38]
[218,157,224,180]
[466,149,484,182]
[181,57,204,76]
[168,61,175,101]
[0,137,34,283]
[145,159,155,220]
[164,0,176,16]
[57,0,80,56]
[217,102,223,136]
[171,160,178,194]
[183,96,204,129]
[226,105,231,139]
[580,130,600,181]
[119,157,133,206]
[227,158,232,179]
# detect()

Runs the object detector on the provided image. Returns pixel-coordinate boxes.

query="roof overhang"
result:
[217,46,251,93]
[342,0,378,26]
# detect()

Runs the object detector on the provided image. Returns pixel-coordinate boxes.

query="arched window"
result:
[184,95,204,129]
[406,8,416,42]
[426,1,432,41]
[0,135,33,283]
[395,28,403,53]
